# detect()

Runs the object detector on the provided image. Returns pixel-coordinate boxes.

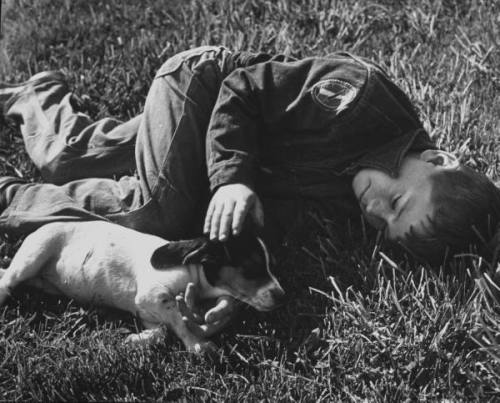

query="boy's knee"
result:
[37,152,87,184]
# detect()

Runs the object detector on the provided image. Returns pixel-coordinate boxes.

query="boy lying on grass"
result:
[0,46,499,338]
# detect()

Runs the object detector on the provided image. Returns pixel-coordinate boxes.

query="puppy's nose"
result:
[271,287,286,306]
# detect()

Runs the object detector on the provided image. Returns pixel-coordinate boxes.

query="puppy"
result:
[0,221,284,352]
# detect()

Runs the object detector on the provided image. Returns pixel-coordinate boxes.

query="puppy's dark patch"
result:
[150,230,273,289]
[224,232,270,282]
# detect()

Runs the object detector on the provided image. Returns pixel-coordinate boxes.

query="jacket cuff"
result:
[209,162,255,193]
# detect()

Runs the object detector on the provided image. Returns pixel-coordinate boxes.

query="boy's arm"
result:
[204,56,367,239]
[206,57,346,191]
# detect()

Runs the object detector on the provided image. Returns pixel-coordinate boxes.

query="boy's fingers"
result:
[181,318,209,338]
[203,201,215,234]
[231,199,250,235]
[183,315,232,338]
[177,295,239,338]
[218,200,235,241]
[204,296,240,323]
[176,295,203,324]
[203,200,216,234]
[184,282,197,311]
[203,315,232,337]
[210,202,224,240]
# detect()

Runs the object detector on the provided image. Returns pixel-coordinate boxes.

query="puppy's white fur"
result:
[0,221,283,353]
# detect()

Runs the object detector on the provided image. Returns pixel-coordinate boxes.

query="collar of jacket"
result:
[343,128,437,177]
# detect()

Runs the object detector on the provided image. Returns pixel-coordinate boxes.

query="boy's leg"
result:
[3,72,139,184]
[0,174,146,236]
[0,47,229,239]
[115,46,229,239]
[0,73,153,236]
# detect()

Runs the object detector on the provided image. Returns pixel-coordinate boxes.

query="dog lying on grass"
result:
[0,221,285,353]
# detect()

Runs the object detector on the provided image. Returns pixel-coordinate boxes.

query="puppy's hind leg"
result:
[0,226,58,305]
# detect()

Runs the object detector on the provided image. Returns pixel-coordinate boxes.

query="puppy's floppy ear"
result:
[182,241,212,265]
[150,238,209,270]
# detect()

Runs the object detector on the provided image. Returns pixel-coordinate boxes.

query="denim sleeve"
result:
[205,57,367,192]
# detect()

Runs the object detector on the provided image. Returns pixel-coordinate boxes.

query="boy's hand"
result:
[176,283,241,338]
[204,183,264,241]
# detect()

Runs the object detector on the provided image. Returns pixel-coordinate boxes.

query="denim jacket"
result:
[0,48,435,239]
[207,51,435,199]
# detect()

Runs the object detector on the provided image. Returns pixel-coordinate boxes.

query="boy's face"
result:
[352,150,458,241]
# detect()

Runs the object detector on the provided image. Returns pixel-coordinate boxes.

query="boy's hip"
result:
[155,45,235,79]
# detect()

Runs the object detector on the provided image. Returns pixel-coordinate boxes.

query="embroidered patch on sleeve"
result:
[311,79,358,115]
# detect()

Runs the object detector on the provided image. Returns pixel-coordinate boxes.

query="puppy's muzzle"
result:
[269,286,286,308]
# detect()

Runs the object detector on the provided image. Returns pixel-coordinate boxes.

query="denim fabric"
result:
[2,46,235,238]
[0,46,435,242]
[206,52,434,195]
[6,76,138,184]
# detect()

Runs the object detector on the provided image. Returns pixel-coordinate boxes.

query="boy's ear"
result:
[420,149,460,170]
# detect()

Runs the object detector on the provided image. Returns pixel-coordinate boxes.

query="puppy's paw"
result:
[187,340,219,359]
[124,333,144,345]
[125,329,164,345]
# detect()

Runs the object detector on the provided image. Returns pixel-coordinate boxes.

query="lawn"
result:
[1,0,500,401]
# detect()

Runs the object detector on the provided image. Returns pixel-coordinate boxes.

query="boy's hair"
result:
[402,166,500,265]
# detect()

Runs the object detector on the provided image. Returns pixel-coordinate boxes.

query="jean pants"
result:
[1,46,302,244]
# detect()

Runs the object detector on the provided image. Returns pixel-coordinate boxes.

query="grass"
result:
[1,0,500,400]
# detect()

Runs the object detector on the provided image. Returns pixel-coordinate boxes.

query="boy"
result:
[1,46,499,336]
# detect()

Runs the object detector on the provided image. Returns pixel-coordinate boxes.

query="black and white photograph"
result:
[0,0,499,400]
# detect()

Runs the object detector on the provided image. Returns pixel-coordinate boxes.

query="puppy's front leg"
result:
[0,228,56,305]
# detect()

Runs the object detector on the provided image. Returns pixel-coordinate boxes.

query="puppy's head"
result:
[150,231,285,311]
[202,231,285,311]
